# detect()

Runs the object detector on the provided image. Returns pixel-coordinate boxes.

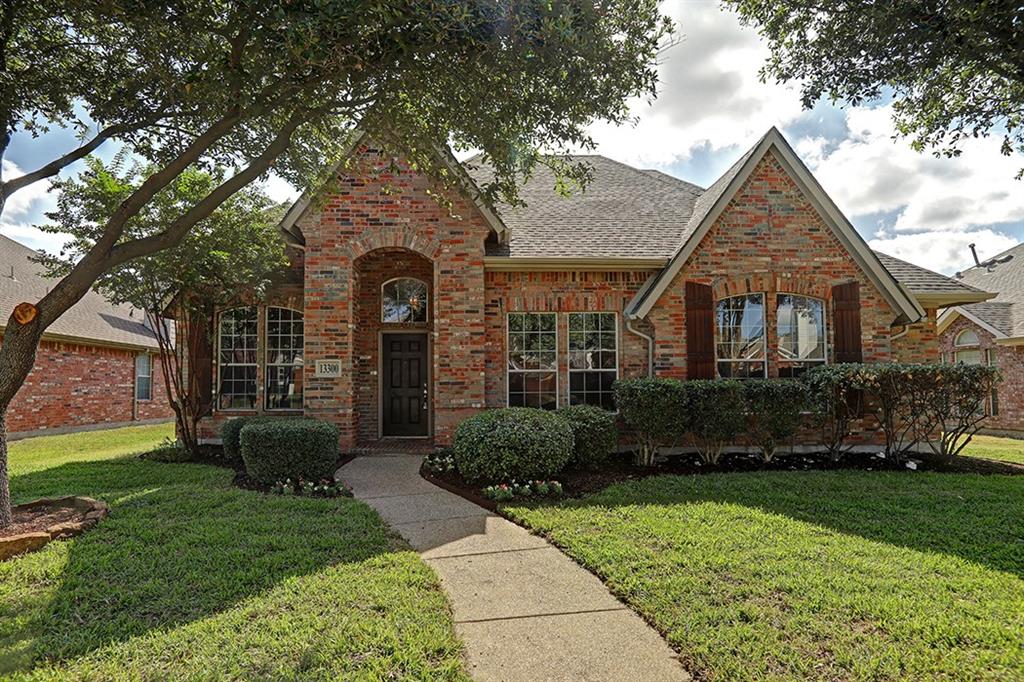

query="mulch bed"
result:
[231,452,357,494]
[0,504,83,539]
[1,496,110,560]
[422,450,1024,504]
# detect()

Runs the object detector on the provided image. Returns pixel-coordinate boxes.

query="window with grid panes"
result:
[568,312,618,410]
[507,312,557,409]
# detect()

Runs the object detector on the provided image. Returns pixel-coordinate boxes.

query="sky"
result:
[3,0,1023,275]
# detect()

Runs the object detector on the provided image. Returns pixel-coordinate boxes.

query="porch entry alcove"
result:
[354,247,434,441]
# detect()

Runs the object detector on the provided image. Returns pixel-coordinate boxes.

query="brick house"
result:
[190,127,988,451]
[938,243,1024,437]
[1,234,173,438]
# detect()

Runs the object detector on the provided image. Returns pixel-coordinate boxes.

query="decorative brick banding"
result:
[0,496,109,561]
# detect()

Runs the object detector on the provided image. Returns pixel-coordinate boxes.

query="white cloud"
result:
[586,1,805,167]
[1,160,69,254]
[1,160,54,219]
[869,229,1019,276]
[805,104,1024,233]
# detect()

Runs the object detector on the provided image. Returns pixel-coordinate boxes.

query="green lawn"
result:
[1,427,467,680]
[961,433,1024,466]
[506,472,1024,681]
[8,422,174,474]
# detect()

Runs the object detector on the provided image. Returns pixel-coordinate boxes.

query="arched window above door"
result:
[382,277,428,323]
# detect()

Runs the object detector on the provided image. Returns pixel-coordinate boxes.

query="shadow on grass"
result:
[531,470,1024,578]
[3,458,391,671]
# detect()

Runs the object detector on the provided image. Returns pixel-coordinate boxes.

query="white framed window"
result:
[217,307,258,410]
[568,312,618,410]
[507,312,557,409]
[265,307,303,410]
[715,293,766,378]
[135,353,152,401]
[776,294,826,378]
[382,277,428,323]
[954,329,982,365]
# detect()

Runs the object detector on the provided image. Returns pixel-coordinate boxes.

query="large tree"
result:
[40,157,291,456]
[0,0,673,526]
[723,0,1024,171]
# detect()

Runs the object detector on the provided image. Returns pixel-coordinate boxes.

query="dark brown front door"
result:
[382,333,429,437]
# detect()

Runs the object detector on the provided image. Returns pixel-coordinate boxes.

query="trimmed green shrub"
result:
[682,380,745,464]
[804,364,866,461]
[922,362,1000,459]
[452,408,574,482]
[221,416,275,463]
[557,404,618,469]
[742,379,808,462]
[239,418,340,484]
[613,378,688,465]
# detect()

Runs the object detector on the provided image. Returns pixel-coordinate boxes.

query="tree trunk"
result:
[0,411,11,527]
[0,317,44,529]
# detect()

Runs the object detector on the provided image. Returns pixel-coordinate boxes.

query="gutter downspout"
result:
[625,318,654,378]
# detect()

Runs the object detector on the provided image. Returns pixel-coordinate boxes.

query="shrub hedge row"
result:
[614,362,999,464]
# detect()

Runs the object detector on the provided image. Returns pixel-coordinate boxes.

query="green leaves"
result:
[40,156,289,315]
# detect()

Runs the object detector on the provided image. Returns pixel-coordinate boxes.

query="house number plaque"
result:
[315,359,342,378]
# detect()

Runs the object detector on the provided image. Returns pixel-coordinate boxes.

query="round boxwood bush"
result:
[221,416,274,463]
[452,408,574,482]
[557,404,618,469]
[240,418,340,484]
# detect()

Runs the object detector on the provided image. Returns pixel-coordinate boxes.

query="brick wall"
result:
[939,316,1024,434]
[195,246,306,441]
[297,143,492,448]
[648,151,904,379]
[892,308,940,363]
[483,270,652,408]
[4,336,173,437]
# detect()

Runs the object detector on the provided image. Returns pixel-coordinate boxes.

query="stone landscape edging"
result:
[0,496,109,561]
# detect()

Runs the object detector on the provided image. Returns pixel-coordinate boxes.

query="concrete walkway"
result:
[339,456,689,682]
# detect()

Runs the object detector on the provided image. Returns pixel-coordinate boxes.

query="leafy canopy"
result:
[39,156,289,311]
[723,0,1024,174]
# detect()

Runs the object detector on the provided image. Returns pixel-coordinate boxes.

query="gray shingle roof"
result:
[0,234,160,349]
[466,155,703,259]
[873,252,985,295]
[953,242,1024,336]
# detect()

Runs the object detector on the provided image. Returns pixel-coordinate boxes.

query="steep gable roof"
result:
[623,128,925,323]
[938,242,1024,340]
[278,130,508,248]
[0,234,160,350]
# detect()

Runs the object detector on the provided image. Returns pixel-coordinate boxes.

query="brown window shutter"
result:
[686,281,715,379]
[832,281,863,363]
[189,311,215,416]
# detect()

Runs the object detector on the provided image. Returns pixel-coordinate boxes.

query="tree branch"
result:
[1,121,133,198]
[107,112,307,266]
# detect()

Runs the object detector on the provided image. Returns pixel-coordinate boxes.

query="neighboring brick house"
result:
[938,243,1024,437]
[188,127,988,451]
[1,234,173,438]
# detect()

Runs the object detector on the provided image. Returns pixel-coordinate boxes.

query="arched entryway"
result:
[352,248,434,443]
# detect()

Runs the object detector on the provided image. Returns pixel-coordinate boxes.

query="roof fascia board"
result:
[483,256,667,271]
[766,133,924,323]
[913,291,995,308]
